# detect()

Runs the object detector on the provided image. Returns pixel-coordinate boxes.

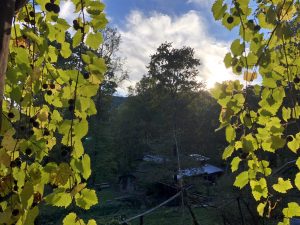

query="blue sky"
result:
[104,0,234,41]
[61,0,243,94]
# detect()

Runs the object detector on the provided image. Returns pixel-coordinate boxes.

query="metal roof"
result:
[291,218,300,225]
[189,154,210,161]
[143,154,168,163]
[178,164,223,178]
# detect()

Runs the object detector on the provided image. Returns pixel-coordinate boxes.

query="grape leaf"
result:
[273,178,293,193]
[75,188,98,210]
[44,188,72,208]
[234,171,249,189]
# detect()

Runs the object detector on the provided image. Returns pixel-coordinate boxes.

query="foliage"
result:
[0,0,107,224]
[211,0,300,224]
[112,43,225,179]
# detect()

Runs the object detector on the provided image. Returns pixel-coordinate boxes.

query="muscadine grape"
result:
[294,77,300,83]
[52,4,60,13]
[45,3,53,12]
[25,148,32,155]
[61,150,68,157]
[73,20,80,30]
[42,84,48,89]
[29,11,35,17]
[43,129,50,136]
[50,83,55,89]
[254,25,261,31]
[69,105,75,112]
[236,66,242,73]
[12,209,19,216]
[8,112,14,118]
[287,136,293,142]
[33,121,39,128]
[68,99,74,105]
[83,72,90,79]
[10,161,17,168]
[227,16,234,24]
[15,158,21,167]
[46,90,52,96]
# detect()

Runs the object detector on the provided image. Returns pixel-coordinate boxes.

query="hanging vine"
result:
[0,0,107,224]
[211,0,300,224]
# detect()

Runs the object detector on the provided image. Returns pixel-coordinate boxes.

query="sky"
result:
[61,0,243,95]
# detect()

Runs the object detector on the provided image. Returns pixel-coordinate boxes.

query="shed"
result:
[119,174,137,193]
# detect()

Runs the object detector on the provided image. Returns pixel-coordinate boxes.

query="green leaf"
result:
[86,33,103,50]
[63,213,84,225]
[234,171,249,189]
[73,30,83,48]
[75,188,98,210]
[61,42,72,58]
[296,157,300,169]
[74,119,88,139]
[211,0,227,20]
[82,154,91,180]
[295,173,300,191]
[87,219,97,225]
[224,53,232,68]
[44,188,72,208]
[231,157,241,172]
[231,39,244,56]
[282,202,300,218]
[23,206,39,225]
[262,78,277,88]
[222,145,234,160]
[282,107,291,122]
[20,182,34,209]
[287,135,300,153]
[273,178,293,193]
[257,202,267,217]
[222,13,240,31]
[225,125,236,143]
[250,178,268,201]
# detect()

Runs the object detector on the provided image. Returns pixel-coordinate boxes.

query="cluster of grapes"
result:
[73,19,84,33]
[24,11,35,25]
[45,0,60,14]
[68,99,75,112]
[42,83,55,96]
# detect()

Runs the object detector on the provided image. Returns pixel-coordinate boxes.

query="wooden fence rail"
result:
[123,191,182,224]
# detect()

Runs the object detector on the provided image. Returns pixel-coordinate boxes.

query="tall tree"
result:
[134,43,206,184]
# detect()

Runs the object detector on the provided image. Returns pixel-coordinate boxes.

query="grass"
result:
[129,207,222,225]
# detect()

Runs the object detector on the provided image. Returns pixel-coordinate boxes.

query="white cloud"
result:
[118,10,240,92]
[59,0,75,23]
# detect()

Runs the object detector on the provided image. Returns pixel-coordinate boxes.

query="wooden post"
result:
[139,216,144,225]
[0,0,28,131]
[237,197,245,225]
[0,0,16,130]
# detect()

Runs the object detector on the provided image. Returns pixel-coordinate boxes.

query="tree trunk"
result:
[0,0,16,130]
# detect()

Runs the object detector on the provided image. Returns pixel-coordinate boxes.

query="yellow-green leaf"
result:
[295,173,300,191]
[234,171,249,189]
[86,33,103,50]
[273,178,293,193]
